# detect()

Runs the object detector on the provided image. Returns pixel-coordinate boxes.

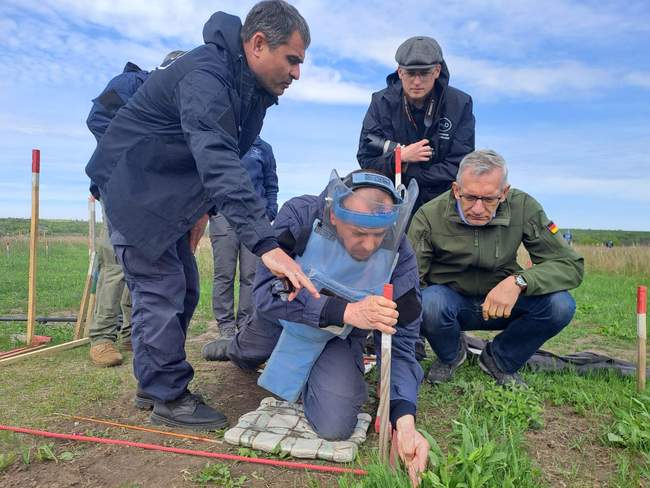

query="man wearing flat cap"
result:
[358,36,475,213]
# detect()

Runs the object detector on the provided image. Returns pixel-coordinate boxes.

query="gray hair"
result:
[456,149,509,189]
[241,0,311,49]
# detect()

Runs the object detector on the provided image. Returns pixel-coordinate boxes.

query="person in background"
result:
[86,51,184,367]
[357,35,475,214]
[209,136,278,339]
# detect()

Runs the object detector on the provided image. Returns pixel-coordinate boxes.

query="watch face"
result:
[516,275,527,287]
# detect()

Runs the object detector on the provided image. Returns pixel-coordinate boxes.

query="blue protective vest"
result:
[258,221,398,401]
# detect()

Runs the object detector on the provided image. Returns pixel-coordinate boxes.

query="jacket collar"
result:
[443,190,512,227]
[123,61,143,73]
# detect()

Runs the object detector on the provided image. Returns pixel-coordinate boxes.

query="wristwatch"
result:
[513,274,528,291]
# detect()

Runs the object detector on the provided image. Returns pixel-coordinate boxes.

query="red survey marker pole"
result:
[637,286,647,392]
[26,149,41,346]
[378,283,393,463]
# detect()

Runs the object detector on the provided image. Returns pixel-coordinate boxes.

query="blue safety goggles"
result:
[332,172,402,228]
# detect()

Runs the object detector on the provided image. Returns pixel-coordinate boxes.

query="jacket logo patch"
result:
[439,117,452,132]
[547,221,559,234]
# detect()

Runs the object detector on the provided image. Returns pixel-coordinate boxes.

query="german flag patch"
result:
[547,221,559,234]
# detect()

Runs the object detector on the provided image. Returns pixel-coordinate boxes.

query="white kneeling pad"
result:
[224,397,372,463]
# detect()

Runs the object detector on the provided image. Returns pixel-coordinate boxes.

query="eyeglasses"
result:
[402,69,436,80]
[458,193,503,206]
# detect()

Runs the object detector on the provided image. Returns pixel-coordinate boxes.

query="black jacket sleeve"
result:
[357,95,396,177]
[176,69,278,257]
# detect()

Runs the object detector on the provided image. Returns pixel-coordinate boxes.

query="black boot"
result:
[135,387,205,410]
[426,334,467,385]
[150,391,228,431]
[202,338,232,361]
[134,387,155,410]
[478,342,527,387]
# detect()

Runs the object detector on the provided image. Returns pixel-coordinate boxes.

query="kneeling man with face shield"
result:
[203,169,429,479]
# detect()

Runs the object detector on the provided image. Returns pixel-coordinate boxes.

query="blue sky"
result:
[1,0,649,230]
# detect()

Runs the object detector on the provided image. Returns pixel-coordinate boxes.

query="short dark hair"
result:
[241,0,311,49]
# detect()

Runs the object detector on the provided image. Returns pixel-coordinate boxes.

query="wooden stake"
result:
[0,338,90,366]
[84,197,98,332]
[88,196,96,255]
[0,345,48,360]
[378,283,393,463]
[74,251,96,340]
[26,149,40,346]
[638,286,647,392]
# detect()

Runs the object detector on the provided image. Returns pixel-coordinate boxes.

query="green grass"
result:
[190,462,248,487]
[0,239,88,350]
[571,271,645,341]
[0,239,87,314]
[1,238,649,487]
[343,365,648,487]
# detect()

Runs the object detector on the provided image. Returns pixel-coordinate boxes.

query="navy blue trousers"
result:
[115,235,199,401]
[421,285,576,374]
[228,317,368,440]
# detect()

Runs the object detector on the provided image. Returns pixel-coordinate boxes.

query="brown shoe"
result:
[90,342,123,367]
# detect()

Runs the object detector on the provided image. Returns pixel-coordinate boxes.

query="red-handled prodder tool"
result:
[377,283,394,463]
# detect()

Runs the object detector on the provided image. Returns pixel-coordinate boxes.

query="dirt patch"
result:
[0,344,349,487]
[525,404,617,487]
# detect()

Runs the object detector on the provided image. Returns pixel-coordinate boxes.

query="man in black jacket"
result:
[86,1,318,431]
[357,36,475,212]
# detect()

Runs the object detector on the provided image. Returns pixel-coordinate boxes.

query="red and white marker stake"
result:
[378,283,393,463]
[394,146,402,188]
[637,286,647,392]
[26,149,40,346]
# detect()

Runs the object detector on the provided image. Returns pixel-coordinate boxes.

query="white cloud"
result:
[0,120,88,138]
[3,0,649,102]
[449,57,613,98]
[624,72,650,89]
[285,62,373,105]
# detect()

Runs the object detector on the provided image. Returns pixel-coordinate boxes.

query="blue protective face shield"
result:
[322,170,418,257]
[332,172,402,228]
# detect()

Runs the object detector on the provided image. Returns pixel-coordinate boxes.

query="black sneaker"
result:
[150,391,228,431]
[202,338,232,361]
[478,343,528,387]
[426,335,467,384]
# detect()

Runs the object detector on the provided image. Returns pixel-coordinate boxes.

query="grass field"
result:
[0,234,648,487]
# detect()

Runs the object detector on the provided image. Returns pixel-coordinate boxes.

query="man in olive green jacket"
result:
[408,149,584,386]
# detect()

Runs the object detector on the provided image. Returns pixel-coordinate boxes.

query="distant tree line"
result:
[0,218,648,245]
[561,228,650,246]
[0,218,104,237]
